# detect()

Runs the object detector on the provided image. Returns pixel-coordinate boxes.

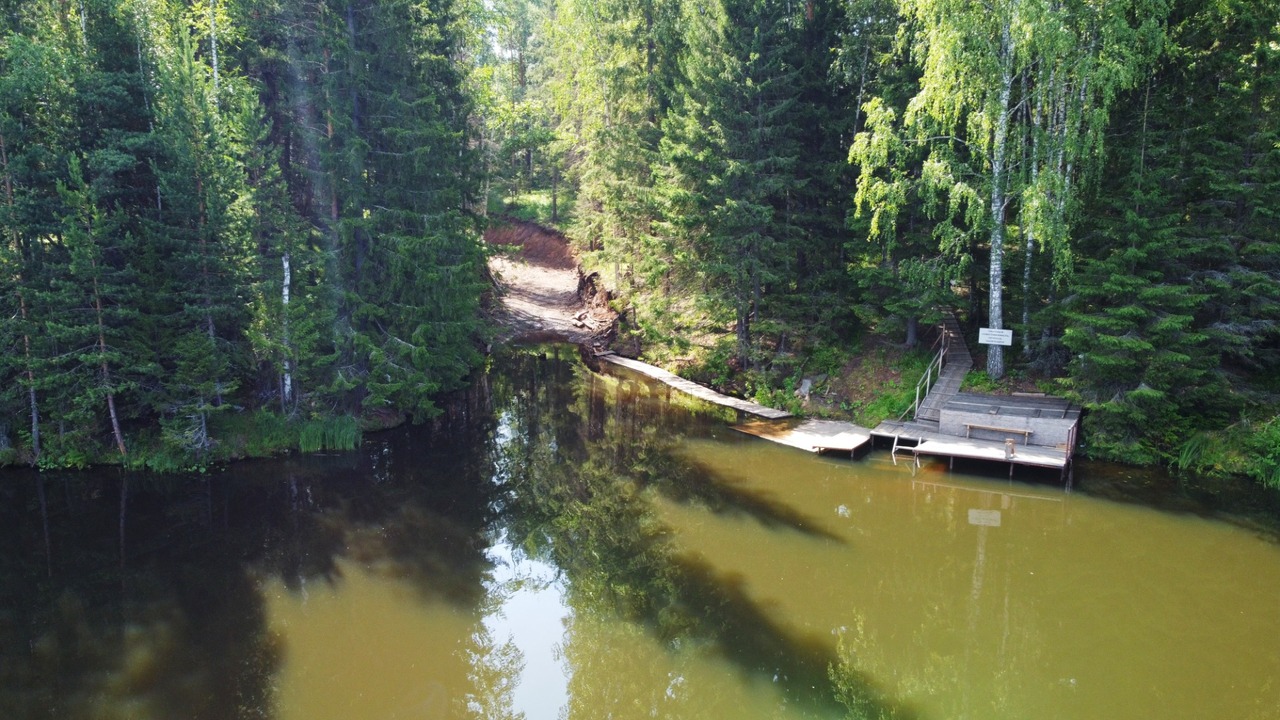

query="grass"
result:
[851,349,931,427]
[298,415,362,453]
[489,189,574,230]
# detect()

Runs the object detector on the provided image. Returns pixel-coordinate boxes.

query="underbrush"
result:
[840,347,931,427]
[1176,416,1280,490]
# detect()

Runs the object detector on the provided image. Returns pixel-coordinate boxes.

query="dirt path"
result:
[486,219,614,345]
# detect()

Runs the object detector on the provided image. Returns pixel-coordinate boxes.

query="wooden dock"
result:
[873,392,1081,479]
[596,354,792,419]
[732,418,872,455]
[593,343,1079,481]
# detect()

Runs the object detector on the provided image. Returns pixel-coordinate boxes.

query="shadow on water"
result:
[491,345,909,717]
[658,453,847,543]
[1073,460,1280,542]
[0,469,282,720]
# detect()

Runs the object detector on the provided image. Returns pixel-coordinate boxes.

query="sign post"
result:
[978,328,1013,346]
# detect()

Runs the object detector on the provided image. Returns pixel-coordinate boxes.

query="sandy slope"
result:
[485,220,613,344]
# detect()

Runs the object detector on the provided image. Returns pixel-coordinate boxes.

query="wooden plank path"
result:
[597,354,792,419]
[732,418,872,455]
[914,312,972,422]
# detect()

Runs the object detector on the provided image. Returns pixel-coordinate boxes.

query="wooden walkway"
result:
[594,333,1078,481]
[595,354,872,455]
[915,312,972,422]
[732,418,872,455]
[597,355,792,419]
[873,419,1070,471]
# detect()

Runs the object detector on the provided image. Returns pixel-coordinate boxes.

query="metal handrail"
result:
[898,323,949,422]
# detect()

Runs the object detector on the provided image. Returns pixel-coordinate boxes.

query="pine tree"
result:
[240,98,332,416]
[543,0,683,289]
[54,157,133,458]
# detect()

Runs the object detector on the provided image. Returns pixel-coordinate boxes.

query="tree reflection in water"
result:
[488,345,897,718]
[0,373,511,719]
[0,345,910,719]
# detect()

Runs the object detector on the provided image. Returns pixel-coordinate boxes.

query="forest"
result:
[1,0,1277,487]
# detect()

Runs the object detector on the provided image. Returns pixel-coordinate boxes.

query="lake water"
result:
[2,345,1278,719]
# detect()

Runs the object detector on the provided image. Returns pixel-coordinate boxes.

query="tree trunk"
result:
[1,132,40,461]
[281,251,294,409]
[91,262,127,457]
[1022,76,1042,357]
[19,294,40,461]
[346,4,360,133]
[986,24,1015,380]
[551,165,558,222]
[209,0,220,104]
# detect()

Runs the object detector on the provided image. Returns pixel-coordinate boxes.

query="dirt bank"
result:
[485,218,616,346]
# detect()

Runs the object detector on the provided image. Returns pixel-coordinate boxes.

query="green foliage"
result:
[1176,418,1280,490]
[960,370,1002,394]
[1247,421,1280,490]
[751,376,806,417]
[492,189,573,228]
[0,0,489,466]
[215,409,297,458]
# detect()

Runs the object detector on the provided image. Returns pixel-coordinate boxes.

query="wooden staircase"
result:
[911,313,973,423]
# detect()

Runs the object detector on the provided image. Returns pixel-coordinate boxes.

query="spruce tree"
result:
[661,0,802,366]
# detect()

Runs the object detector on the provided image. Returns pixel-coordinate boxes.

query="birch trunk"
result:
[209,1,219,103]
[986,24,1015,380]
[281,251,294,409]
[1022,72,1044,356]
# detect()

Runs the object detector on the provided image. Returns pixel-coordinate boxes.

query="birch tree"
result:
[856,0,1165,378]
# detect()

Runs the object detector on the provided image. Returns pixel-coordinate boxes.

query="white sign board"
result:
[978,328,1013,346]
[968,509,1002,527]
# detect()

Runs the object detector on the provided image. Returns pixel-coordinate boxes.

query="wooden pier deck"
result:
[594,345,1079,481]
[873,390,1081,478]
[732,418,872,455]
[873,419,1070,472]
[597,355,792,419]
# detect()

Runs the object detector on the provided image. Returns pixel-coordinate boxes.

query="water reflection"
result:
[1,345,1279,719]
[0,471,279,719]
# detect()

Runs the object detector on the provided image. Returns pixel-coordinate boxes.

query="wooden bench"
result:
[964,423,1033,445]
